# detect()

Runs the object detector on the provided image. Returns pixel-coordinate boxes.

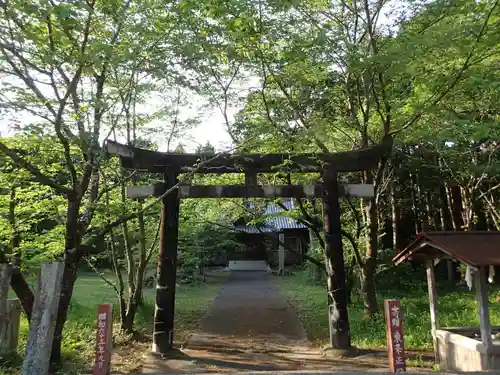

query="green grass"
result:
[1,270,228,375]
[275,270,500,350]
[6,267,499,373]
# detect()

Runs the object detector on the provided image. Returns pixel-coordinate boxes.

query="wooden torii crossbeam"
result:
[105,140,389,173]
[105,139,391,355]
[127,183,374,199]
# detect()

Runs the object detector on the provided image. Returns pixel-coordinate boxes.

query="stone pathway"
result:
[197,271,308,342]
[143,271,430,373]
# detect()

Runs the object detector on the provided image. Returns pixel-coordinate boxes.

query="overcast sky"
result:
[0,0,405,153]
[0,91,236,153]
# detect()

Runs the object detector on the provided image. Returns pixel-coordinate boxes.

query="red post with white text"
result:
[384,299,406,372]
[93,304,113,375]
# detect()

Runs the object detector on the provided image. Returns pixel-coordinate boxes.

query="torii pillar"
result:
[323,169,351,350]
[152,169,180,354]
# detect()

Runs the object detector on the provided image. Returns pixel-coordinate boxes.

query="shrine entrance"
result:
[105,140,391,355]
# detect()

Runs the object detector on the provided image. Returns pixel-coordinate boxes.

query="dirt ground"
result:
[144,271,434,373]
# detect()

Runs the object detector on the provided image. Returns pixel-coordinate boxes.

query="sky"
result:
[0,94,237,153]
[0,0,404,153]
[0,70,248,153]
[183,107,235,151]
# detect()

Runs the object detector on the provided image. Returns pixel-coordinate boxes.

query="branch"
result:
[82,256,120,296]
[473,146,498,191]
[145,221,161,265]
[391,0,499,135]
[295,200,326,249]
[0,49,57,117]
[363,0,391,134]
[93,170,137,204]
[275,198,362,268]
[263,61,329,152]
[0,141,72,196]
[259,63,296,142]
[341,229,363,268]
[84,150,232,242]
[478,182,500,201]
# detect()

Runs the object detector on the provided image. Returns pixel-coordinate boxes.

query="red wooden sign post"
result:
[93,304,113,375]
[384,299,406,372]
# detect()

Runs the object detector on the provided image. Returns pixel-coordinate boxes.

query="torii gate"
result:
[105,140,391,354]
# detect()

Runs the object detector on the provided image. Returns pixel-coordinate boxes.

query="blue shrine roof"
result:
[234,199,307,233]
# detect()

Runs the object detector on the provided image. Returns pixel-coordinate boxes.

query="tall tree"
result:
[215,0,500,317]
[0,0,200,362]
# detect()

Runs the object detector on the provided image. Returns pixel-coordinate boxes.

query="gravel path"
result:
[144,271,424,373]
[196,271,308,342]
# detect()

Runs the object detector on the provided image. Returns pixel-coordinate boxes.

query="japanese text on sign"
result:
[93,304,113,375]
[391,305,400,327]
[384,300,406,373]
[97,313,106,368]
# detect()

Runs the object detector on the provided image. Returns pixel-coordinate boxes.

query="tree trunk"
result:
[488,210,500,231]
[460,187,474,231]
[10,268,34,321]
[346,257,356,305]
[414,173,429,232]
[390,180,401,251]
[473,199,487,230]
[424,191,434,230]
[123,301,138,334]
[6,186,35,320]
[134,203,148,309]
[50,260,78,365]
[135,284,144,307]
[122,220,136,300]
[118,294,129,333]
[322,171,351,349]
[482,193,500,230]
[486,203,500,230]
[439,184,453,231]
[450,185,464,230]
[108,228,130,332]
[50,198,81,366]
[361,193,378,316]
[440,184,455,282]
[358,134,381,317]
[408,170,421,234]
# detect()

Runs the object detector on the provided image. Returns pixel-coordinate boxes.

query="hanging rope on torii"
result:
[105,139,391,354]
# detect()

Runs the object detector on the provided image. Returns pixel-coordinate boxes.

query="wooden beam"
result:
[178,184,323,198]
[128,183,374,199]
[475,266,493,359]
[126,184,160,198]
[425,260,439,362]
[245,172,257,185]
[342,183,374,198]
[152,169,180,354]
[322,171,351,350]
[104,141,134,158]
[106,139,392,173]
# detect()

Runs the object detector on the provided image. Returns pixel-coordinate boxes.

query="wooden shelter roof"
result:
[393,231,500,267]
